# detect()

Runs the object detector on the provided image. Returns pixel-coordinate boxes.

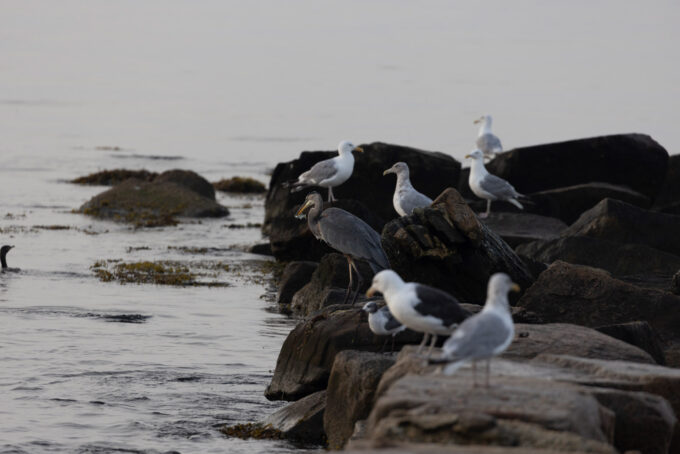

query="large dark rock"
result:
[277,261,318,313]
[480,212,567,248]
[595,321,666,365]
[562,198,680,257]
[485,134,669,200]
[654,154,680,213]
[265,142,460,259]
[154,169,216,200]
[79,177,229,226]
[381,188,534,305]
[515,261,680,343]
[264,305,421,401]
[324,351,396,450]
[268,198,386,262]
[261,390,326,444]
[516,235,680,278]
[291,253,374,316]
[672,270,680,295]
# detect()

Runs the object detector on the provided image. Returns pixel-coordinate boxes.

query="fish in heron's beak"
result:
[353,146,364,153]
[295,199,314,219]
[366,286,378,298]
[511,283,521,292]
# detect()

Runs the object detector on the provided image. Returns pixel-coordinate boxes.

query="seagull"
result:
[431,273,519,388]
[284,140,363,202]
[465,149,523,218]
[296,192,389,304]
[1,245,19,273]
[474,114,503,160]
[363,301,406,352]
[383,162,433,216]
[366,270,470,358]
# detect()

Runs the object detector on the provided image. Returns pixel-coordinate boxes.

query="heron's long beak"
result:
[382,168,394,176]
[8,245,14,250]
[464,154,472,159]
[473,117,484,125]
[511,283,520,292]
[295,200,314,218]
[366,285,378,298]
[353,146,364,153]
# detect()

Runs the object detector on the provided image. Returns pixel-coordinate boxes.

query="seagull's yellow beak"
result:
[474,117,484,125]
[464,154,472,159]
[382,168,393,176]
[353,146,364,153]
[511,283,521,292]
[366,285,378,298]
[295,199,314,217]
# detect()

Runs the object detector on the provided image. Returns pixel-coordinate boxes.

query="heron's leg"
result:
[342,255,353,305]
[472,361,478,388]
[426,334,437,358]
[485,359,491,388]
[349,259,363,305]
[417,333,429,353]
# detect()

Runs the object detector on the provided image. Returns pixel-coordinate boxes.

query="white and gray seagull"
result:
[474,114,503,160]
[362,301,406,352]
[466,149,523,219]
[285,140,363,202]
[383,162,433,216]
[296,192,389,304]
[366,270,470,358]
[431,272,519,388]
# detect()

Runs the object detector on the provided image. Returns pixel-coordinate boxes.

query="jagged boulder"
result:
[154,169,216,200]
[485,134,669,200]
[480,212,567,248]
[277,261,318,313]
[595,321,666,365]
[654,154,680,214]
[381,188,534,305]
[261,390,326,444]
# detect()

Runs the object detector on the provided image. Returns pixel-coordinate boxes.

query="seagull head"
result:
[487,272,520,306]
[362,301,379,314]
[338,141,364,155]
[366,269,404,298]
[295,192,323,219]
[383,162,409,177]
[464,149,485,161]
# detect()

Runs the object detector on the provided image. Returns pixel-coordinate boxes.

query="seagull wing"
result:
[399,189,433,215]
[442,312,512,360]
[479,173,520,200]
[476,133,503,154]
[318,208,389,271]
[380,306,404,332]
[412,285,470,328]
[298,158,338,185]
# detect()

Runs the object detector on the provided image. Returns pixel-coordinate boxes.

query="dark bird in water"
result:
[1,245,19,272]
[363,301,406,352]
[296,192,389,304]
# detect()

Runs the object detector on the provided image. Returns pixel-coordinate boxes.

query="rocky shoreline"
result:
[236,135,680,453]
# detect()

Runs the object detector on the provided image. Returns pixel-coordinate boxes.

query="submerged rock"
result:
[154,169,216,200]
[71,168,158,186]
[213,176,267,194]
[381,188,534,305]
[261,390,326,444]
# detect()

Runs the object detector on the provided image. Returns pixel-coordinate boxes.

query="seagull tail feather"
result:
[508,198,523,210]
[442,360,466,376]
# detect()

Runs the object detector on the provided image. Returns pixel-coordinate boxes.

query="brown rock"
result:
[154,169,216,200]
[262,390,326,444]
[480,212,568,248]
[277,261,318,313]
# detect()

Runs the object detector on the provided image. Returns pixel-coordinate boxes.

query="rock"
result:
[154,169,216,200]
[265,142,460,259]
[344,443,613,454]
[595,321,666,365]
[527,182,652,225]
[262,390,326,444]
[562,198,680,257]
[381,188,534,305]
[268,198,386,262]
[324,351,396,450]
[515,235,680,278]
[264,305,422,402]
[213,176,266,193]
[79,178,229,226]
[506,323,654,365]
[70,168,158,186]
[485,134,669,200]
[277,261,318,313]
[247,242,273,256]
[672,270,680,295]
[480,212,567,248]
[515,261,680,342]
[290,253,374,316]
[654,154,680,212]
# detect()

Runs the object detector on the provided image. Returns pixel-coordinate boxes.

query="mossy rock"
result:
[71,169,158,186]
[213,176,266,194]
[156,169,216,200]
[79,178,228,227]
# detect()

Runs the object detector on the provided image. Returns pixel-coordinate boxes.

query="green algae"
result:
[71,169,158,186]
[220,423,284,440]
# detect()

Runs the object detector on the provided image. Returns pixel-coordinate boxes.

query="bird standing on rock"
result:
[383,162,433,216]
[296,192,389,305]
[431,272,519,388]
[284,140,363,202]
[466,149,524,218]
[362,301,406,352]
[366,270,470,358]
[474,114,503,160]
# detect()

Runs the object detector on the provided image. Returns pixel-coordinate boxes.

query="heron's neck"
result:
[307,205,323,238]
[478,117,492,136]
[469,158,489,178]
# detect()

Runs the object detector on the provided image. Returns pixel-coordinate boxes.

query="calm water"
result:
[1,1,679,453]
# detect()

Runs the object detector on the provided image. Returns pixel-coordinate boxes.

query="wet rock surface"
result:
[595,321,666,365]
[277,261,319,313]
[261,390,327,444]
[480,212,567,248]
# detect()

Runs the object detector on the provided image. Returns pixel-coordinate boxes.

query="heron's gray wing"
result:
[476,133,502,153]
[413,285,470,328]
[442,312,512,360]
[399,189,433,215]
[379,306,403,331]
[479,174,519,199]
[300,159,338,184]
[318,208,389,270]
